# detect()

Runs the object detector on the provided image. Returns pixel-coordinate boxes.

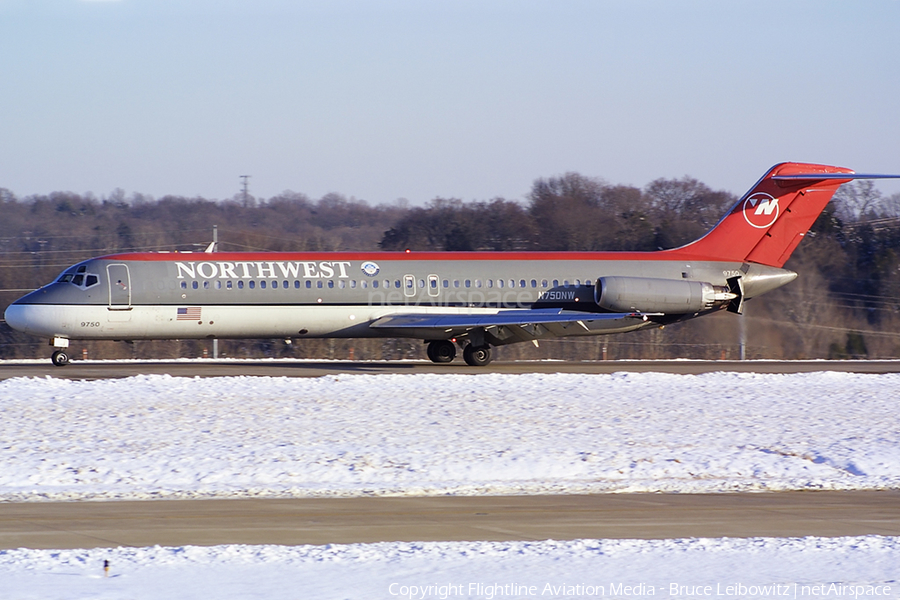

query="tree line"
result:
[1,174,898,361]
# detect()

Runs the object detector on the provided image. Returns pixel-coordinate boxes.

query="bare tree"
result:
[834,180,883,221]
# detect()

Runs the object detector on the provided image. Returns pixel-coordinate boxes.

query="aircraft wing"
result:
[369,308,653,337]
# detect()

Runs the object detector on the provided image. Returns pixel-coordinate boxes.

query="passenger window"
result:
[238,281,244,289]
[542,280,549,288]
[294,281,300,289]
[552,279,558,287]
[520,280,526,288]
[563,280,569,287]
[475,279,482,288]
[328,280,334,288]
[226,281,233,289]
[249,281,256,289]
[317,281,323,288]
[260,281,267,289]
[487,279,493,288]
[419,279,425,288]
[372,280,379,288]
[192,281,199,290]
[361,280,368,288]
[442,279,449,288]
[215,281,221,290]
[465,280,471,288]
[530,280,537,288]
[350,280,357,289]
[305,281,311,289]
[454,280,460,288]
[497,280,503,288]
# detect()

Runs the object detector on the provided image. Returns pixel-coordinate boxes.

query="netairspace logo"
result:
[670,583,893,598]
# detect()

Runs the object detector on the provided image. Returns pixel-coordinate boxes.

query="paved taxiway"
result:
[3,358,900,380]
[2,492,900,550]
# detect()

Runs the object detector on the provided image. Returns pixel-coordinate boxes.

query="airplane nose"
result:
[4,303,30,334]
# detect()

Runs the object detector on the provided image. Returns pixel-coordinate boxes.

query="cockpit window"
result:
[56,265,100,289]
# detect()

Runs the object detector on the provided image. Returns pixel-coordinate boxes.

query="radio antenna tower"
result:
[240,175,251,206]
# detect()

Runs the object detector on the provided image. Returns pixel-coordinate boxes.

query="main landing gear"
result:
[426,340,456,363]
[425,340,493,367]
[463,344,492,367]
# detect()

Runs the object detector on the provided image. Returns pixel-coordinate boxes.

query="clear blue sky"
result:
[1,0,898,204]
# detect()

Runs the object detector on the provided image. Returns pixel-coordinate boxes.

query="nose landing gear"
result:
[49,337,70,367]
[51,350,70,367]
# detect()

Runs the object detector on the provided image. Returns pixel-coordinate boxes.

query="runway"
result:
[2,358,900,380]
[2,492,899,550]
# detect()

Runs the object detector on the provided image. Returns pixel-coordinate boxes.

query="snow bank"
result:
[1,372,898,501]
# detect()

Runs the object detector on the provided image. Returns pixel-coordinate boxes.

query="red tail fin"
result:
[670,162,854,267]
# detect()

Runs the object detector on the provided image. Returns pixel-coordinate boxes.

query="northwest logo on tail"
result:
[742,192,779,228]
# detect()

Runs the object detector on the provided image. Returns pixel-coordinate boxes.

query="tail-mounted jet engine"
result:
[596,276,738,314]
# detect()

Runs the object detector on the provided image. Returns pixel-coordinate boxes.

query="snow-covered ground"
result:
[1,371,898,598]
[1,371,899,500]
[1,537,898,599]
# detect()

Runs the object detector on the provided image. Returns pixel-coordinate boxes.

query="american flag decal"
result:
[177,307,202,321]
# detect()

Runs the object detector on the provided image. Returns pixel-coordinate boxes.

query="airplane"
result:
[5,162,899,367]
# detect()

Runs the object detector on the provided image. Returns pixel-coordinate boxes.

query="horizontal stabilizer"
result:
[772,173,900,181]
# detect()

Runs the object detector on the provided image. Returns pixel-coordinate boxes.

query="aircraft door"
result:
[107,264,132,309]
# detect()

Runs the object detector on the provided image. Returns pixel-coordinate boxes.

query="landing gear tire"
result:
[51,350,70,367]
[463,344,492,367]
[426,340,456,363]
